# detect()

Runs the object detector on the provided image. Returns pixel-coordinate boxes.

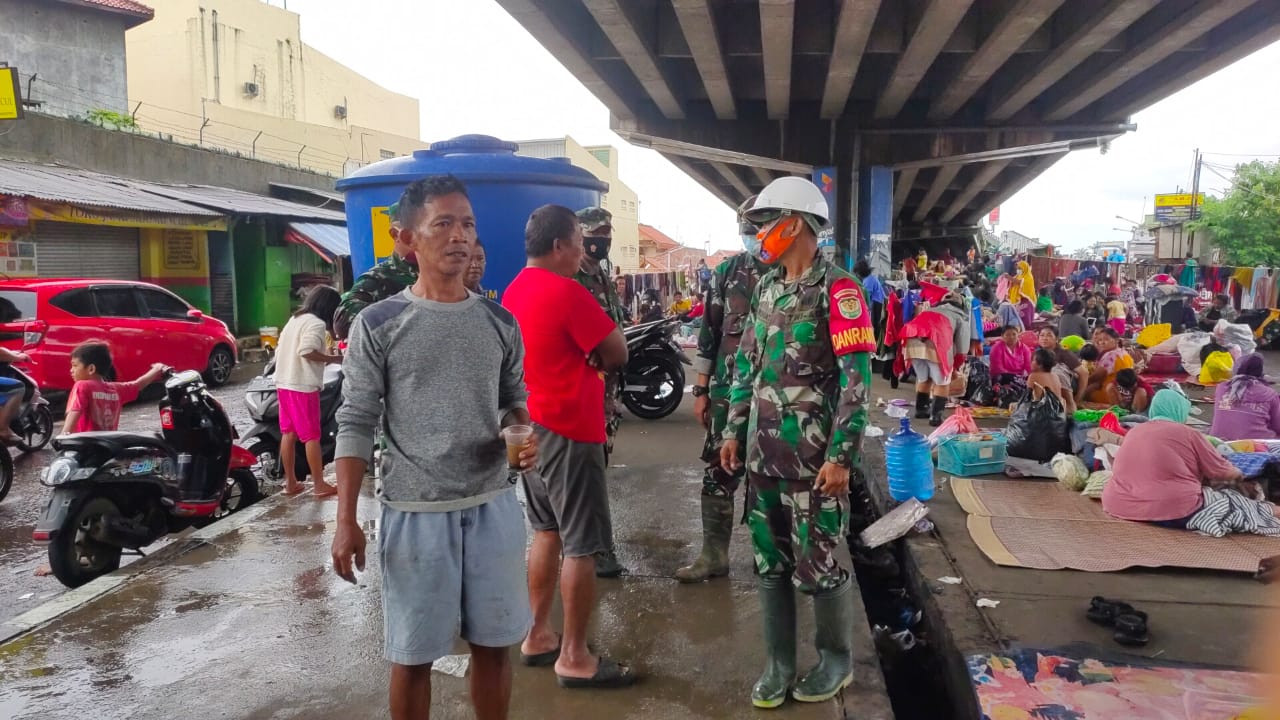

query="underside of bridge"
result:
[497,0,1280,256]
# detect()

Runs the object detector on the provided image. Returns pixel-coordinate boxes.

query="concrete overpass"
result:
[496,0,1280,258]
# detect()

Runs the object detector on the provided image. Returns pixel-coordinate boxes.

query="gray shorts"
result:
[911,358,952,385]
[522,424,610,558]
[378,489,530,666]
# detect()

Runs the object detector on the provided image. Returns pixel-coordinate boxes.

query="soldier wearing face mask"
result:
[573,206,625,579]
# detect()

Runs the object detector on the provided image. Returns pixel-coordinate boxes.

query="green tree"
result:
[1190,160,1280,266]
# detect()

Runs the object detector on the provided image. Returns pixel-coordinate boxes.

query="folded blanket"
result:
[1226,452,1278,479]
[1186,487,1280,538]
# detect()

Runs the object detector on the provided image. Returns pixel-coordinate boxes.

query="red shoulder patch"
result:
[829,278,875,355]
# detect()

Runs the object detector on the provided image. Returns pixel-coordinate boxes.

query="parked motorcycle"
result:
[32,368,260,588]
[1,362,54,452]
[241,360,342,482]
[620,317,689,420]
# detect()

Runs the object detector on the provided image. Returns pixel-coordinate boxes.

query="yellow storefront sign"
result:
[0,67,22,121]
[28,201,226,231]
[1154,193,1206,208]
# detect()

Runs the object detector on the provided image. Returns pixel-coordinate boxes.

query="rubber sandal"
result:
[520,634,561,667]
[556,656,637,689]
[1086,596,1134,626]
[1113,611,1150,647]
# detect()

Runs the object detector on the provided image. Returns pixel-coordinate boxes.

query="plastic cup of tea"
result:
[501,425,534,469]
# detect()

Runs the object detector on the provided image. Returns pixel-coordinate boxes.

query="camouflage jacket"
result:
[694,252,762,395]
[725,254,874,480]
[333,254,418,340]
[574,260,625,326]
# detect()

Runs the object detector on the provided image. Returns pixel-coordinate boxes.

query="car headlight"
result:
[43,457,79,486]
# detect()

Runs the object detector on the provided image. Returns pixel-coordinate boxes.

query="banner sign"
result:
[1154,193,1205,223]
[0,67,22,121]
[27,202,227,231]
[988,206,1001,225]
[812,167,837,260]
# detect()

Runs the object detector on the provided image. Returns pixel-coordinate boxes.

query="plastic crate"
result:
[937,433,1007,477]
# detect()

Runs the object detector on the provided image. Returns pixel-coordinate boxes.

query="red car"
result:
[0,279,238,392]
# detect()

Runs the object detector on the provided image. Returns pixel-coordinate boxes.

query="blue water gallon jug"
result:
[884,417,935,502]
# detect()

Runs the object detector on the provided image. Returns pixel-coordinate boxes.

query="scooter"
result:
[32,368,260,588]
[620,317,689,420]
[240,360,342,482]
[1,362,54,452]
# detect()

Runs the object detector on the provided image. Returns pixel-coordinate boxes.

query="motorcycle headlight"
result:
[43,457,79,486]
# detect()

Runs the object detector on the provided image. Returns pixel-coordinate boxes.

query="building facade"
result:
[516,137,640,272]
[125,0,427,176]
[0,0,154,118]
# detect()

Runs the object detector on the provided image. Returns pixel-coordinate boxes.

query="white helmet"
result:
[744,176,829,227]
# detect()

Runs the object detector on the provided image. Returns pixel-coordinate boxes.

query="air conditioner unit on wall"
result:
[333,105,347,120]
[243,82,259,97]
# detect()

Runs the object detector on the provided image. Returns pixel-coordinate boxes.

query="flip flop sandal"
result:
[1113,611,1150,647]
[1086,596,1134,626]
[520,634,561,667]
[556,656,637,689]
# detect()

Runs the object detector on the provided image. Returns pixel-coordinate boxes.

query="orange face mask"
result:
[755,214,801,265]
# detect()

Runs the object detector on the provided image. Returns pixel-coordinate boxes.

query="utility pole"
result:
[1188,148,1202,258]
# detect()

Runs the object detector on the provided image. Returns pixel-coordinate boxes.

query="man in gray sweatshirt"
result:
[331,175,536,720]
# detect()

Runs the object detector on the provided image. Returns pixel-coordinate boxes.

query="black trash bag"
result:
[1005,388,1068,463]
[993,374,1028,409]
[963,358,993,405]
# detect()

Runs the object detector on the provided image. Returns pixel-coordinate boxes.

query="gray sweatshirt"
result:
[335,289,527,512]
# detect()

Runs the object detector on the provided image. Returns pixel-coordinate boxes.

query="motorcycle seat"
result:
[54,431,168,454]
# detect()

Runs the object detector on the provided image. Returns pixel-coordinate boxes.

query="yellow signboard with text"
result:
[1154,193,1206,208]
[27,202,226,231]
[0,67,22,121]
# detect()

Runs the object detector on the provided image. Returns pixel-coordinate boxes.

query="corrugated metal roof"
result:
[287,223,350,262]
[269,182,345,205]
[135,183,347,222]
[0,160,222,217]
[54,0,154,26]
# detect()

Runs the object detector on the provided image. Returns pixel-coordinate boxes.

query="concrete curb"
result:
[0,491,289,646]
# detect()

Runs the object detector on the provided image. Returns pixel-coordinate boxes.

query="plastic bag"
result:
[1199,350,1234,385]
[1098,411,1128,437]
[860,498,931,549]
[962,357,993,406]
[1051,453,1090,491]
[1177,331,1212,377]
[1134,323,1172,349]
[1081,470,1111,499]
[928,406,978,447]
[1005,388,1068,463]
[1214,318,1257,356]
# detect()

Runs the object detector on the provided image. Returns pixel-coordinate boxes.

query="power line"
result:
[1200,163,1280,205]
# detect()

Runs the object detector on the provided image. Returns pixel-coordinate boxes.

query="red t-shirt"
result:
[503,267,618,443]
[69,379,140,433]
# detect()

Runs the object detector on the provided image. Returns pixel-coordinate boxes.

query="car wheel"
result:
[204,346,235,387]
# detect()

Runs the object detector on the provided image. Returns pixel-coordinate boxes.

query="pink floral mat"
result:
[970,649,1269,719]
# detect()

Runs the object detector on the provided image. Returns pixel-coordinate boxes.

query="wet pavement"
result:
[0,362,265,625]
[0,390,894,719]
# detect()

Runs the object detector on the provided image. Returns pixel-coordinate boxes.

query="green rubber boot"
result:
[674,495,733,583]
[792,578,856,703]
[751,574,797,709]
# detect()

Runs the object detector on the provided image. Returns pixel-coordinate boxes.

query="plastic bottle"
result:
[884,417,935,502]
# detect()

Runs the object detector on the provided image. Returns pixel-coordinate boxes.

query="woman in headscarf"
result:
[1209,354,1280,441]
[1104,389,1246,528]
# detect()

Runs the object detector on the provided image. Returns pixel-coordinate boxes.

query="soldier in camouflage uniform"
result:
[332,201,419,340]
[675,197,765,583]
[720,177,874,709]
[573,206,626,579]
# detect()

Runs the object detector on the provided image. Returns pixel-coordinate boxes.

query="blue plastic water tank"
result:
[336,134,608,299]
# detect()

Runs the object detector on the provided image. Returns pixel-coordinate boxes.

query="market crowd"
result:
[313,168,1280,718]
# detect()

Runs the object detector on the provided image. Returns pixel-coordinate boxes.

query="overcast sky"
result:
[278,0,1280,253]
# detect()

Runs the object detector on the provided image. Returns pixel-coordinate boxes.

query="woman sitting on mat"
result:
[1084,327,1132,403]
[1025,347,1075,415]
[1104,389,1258,529]
[1210,353,1280,441]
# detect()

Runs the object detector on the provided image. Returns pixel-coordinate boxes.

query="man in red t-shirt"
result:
[503,204,634,689]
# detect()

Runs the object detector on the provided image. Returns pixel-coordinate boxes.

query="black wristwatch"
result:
[691,385,710,397]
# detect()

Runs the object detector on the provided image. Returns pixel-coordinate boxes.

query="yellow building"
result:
[125,0,427,176]
[516,137,640,273]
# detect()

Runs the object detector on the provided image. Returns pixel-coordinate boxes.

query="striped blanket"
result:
[1186,486,1280,538]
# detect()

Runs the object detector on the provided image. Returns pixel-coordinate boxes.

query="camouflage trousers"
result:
[699,389,742,498]
[604,370,620,451]
[747,473,850,594]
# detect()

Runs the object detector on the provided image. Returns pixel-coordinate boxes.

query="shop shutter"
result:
[34,222,140,280]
